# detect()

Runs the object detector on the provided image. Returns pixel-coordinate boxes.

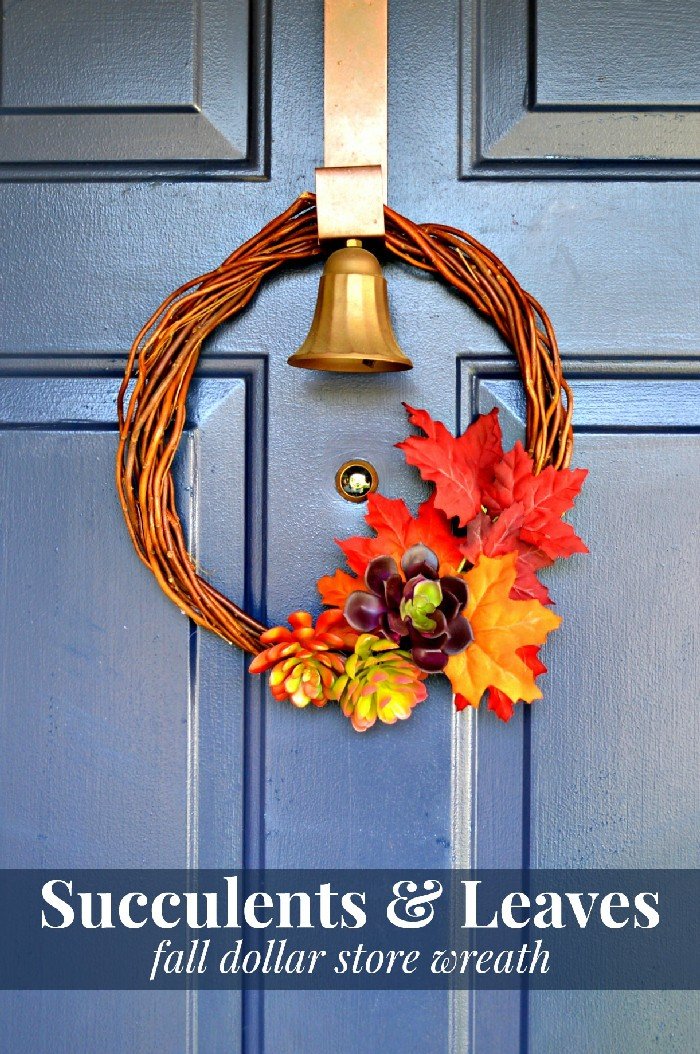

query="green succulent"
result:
[400,578,443,632]
[331,633,427,732]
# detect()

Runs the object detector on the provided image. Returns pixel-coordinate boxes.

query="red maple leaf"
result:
[520,510,588,561]
[485,687,516,722]
[518,645,548,678]
[396,403,503,526]
[511,549,552,605]
[461,505,524,560]
[482,441,535,512]
[337,493,414,575]
[335,492,463,584]
[482,441,588,561]
[460,505,553,605]
[406,495,463,573]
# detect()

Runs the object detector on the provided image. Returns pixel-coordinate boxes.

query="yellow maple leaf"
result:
[446,552,561,710]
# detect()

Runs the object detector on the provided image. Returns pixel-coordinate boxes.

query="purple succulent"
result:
[344,544,473,672]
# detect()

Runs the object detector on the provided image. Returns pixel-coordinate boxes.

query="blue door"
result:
[1,1,698,1051]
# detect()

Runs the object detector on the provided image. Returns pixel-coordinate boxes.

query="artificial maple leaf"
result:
[461,504,524,560]
[517,644,548,678]
[405,495,463,574]
[336,492,463,580]
[396,403,503,526]
[485,687,515,722]
[461,505,553,605]
[482,441,588,561]
[510,550,552,605]
[482,441,535,513]
[520,510,588,561]
[486,646,549,722]
[317,568,364,608]
[447,553,561,711]
[337,493,414,575]
[365,490,414,546]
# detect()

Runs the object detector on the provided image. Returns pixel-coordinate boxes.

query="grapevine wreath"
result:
[117,193,587,731]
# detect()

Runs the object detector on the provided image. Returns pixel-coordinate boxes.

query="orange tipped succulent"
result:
[249,610,357,709]
[331,634,428,732]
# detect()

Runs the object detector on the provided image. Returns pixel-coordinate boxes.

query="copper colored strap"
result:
[316,0,387,239]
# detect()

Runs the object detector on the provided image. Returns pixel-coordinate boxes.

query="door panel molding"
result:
[462,0,700,178]
[0,0,268,181]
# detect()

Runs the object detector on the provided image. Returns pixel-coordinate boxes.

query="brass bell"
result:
[288,240,412,373]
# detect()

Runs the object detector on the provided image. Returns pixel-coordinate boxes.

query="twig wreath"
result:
[117,192,587,731]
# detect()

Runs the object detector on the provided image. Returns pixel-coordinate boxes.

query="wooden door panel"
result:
[528,990,700,1054]
[3,1,198,108]
[463,367,700,871]
[0,368,262,1047]
[0,367,265,873]
[0,990,186,1054]
[460,365,700,1051]
[0,0,266,178]
[534,0,700,105]
[0,392,188,869]
[463,0,700,177]
[264,990,448,1054]
[261,368,457,869]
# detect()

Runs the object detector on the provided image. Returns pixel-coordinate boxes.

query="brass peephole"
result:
[335,459,379,503]
[288,240,412,374]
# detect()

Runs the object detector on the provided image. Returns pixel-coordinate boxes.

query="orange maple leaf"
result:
[486,646,549,722]
[406,495,463,574]
[447,552,561,711]
[317,567,363,608]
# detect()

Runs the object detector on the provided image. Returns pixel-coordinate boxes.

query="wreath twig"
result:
[117,193,574,659]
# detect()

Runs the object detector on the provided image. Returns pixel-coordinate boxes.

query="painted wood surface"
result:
[0,1,698,1051]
